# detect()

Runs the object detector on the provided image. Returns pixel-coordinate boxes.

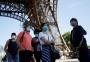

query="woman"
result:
[70,18,90,62]
[17,21,34,62]
[39,23,55,62]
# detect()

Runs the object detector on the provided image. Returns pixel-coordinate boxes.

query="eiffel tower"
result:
[0,0,70,54]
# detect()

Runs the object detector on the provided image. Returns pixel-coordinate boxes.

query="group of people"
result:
[4,21,56,62]
[3,18,90,62]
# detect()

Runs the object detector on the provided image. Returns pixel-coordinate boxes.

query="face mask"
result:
[11,36,16,41]
[42,26,48,32]
[71,21,78,27]
[26,26,30,32]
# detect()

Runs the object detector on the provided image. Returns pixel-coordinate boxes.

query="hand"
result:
[21,47,25,50]
[19,46,25,51]
[50,39,55,44]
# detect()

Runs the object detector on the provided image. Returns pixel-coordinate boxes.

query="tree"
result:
[62,32,71,47]
[62,32,71,49]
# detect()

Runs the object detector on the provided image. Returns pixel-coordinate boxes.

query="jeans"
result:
[34,51,41,62]
[7,53,19,62]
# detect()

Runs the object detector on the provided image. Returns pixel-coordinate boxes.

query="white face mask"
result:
[26,26,30,32]
[11,36,16,41]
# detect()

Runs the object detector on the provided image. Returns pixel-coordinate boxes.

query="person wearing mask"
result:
[70,18,90,62]
[4,33,19,62]
[32,29,41,62]
[39,23,55,62]
[17,21,33,62]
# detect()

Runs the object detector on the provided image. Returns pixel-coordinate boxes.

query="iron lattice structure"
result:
[0,0,58,29]
[0,2,27,22]
[0,0,70,52]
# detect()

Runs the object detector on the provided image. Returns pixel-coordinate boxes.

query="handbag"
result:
[47,34,60,59]
[51,45,61,59]
[69,47,79,58]
[71,38,83,58]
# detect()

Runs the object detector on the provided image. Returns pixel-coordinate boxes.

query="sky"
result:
[0,0,90,46]
[0,17,35,47]
[57,0,90,45]
[0,17,22,46]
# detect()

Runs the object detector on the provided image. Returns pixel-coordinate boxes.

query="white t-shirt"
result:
[39,32,53,45]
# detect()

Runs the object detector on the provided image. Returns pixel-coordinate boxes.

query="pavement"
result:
[56,59,79,62]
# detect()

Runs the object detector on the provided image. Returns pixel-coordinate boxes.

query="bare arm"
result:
[49,34,55,45]
[40,37,51,45]
[16,38,23,49]
[16,34,24,50]
[4,40,9,53]
[50,39,55,45]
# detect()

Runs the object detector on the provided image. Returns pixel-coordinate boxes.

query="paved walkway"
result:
[56,59,79,62]
[0,59,79,62]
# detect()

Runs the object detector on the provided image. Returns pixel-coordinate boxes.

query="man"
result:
[4,33,19,62]
[70,18,90,62]
[17,21,33,62]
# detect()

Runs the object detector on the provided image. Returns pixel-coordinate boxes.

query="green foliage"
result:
[88,46,90,49]
[62,32,71,44]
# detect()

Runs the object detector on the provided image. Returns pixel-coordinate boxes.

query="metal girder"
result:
[53,0,57,20]
[0,0,70,53]
[0,0,58,26]
[0,2,28,22]
[0,0,25,4]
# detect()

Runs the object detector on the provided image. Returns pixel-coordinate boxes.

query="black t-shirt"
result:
[8,39,19,55]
